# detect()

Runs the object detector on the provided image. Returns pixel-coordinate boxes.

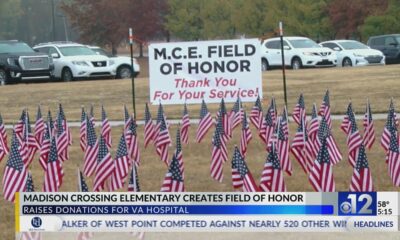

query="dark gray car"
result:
[367,34,400,64]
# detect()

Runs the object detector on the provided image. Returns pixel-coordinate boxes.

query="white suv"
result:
[88,46,140,79]
[261,36,337,70]
[33,42,116,81]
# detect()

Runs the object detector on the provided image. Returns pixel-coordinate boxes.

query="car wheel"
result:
[0,69,7,86]
[261,59,269,71]
[117,65,133,79]
[342,57,353,67]
[291,57,302,70]
[61,68,73,82]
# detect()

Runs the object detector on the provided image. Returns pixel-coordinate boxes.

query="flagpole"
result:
[129,28,137,118]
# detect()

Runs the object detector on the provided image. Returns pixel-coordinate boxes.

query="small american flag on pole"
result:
[175,127,184,179]
[387,126,400,186]
[56,104,70,162]
[381,100,396,153]
[93,135,114,192]
[259,104,275,147]
[160,150,185,192]
[219,98,231,139]
[79,107,87,152]
[230,97,244,131]
[0,114,8,162]
[259,143,286,192]
[180,103,190,144]
[144,103,155,148]
[26,171,35,192]
[35,105,45,147]
[39,123,51,171]
[155,103,171,165]
[277,117,292,176]
[83,115,99,177]
[109,134,130,192]
[77,170,94,240]
[19,110,39,168]
[43,137,63,192]
[341,103,363,168]
[292,93,306,126]
[196,99,213,143]
[250,95,263,130]
[317,116,342,165]
[125,116,140,166]
[309,138,335,192]
[2,131,27,202]
[350,144,374,191]
[128,164,140,192]
[240,111,252,157]
[291,118,313,174]
[231,146,259,192]
[124,104,132,133]
[319,90,332,129]
[210,116,227,182]
[363,99,375,150]
[101,105,112,149]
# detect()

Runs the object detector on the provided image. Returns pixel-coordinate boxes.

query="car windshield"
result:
[340,41,368,50]
[59,46,96,56]
[92,48,112,57]
[288,39,320,48]
[0,42,34,54]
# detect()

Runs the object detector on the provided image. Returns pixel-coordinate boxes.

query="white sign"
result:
[148,39,262,104]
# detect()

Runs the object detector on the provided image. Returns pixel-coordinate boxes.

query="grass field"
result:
[0,64,399,239]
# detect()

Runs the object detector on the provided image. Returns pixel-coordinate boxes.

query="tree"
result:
[0,0,22,40]
[328,0,388,40]
[61,0,167,55]
[361,0,400,40]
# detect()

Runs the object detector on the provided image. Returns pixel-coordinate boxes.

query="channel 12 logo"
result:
[31,217,42,228]
[338,192,377,216]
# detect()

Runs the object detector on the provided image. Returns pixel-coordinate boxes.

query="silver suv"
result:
[261,36,337,71]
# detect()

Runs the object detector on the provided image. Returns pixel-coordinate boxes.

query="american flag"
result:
[219,98,231,139]
[35,105,45,147]
[317,116,342,165]
[155,103,171,165]
[124,104,132,132]
[291,119,314,174]
[89,104,95,127]
[259,104,275,147]
[101,105,112,149]
[259,143,286,192]
[160,150,185,192]
[231,146,259,192]
[56,104,70,162]
[175,127,184,179]
[125,117,140,166]
[77,170,94,240]
[93,135,114,192]
[144,103,155,148]
[250,95,263,130]
[363,99,375,150]
[387,126,400,186]
[277,117,292,176]
[381,100,396,153]
[39,123,51,171]
[350,144,374,191]
[26,171,35,192]
[43,137,63,192]
[240,111,252,157]
[341,103,363,168]
[307,103,320,160]
[47,110,54,138]
[230,97,244,131]
[0,113,9,162]
[109,134,130,192]
[83,115,99,177]
[319,90,332,129]
[210,116,227,182]
[19,110,39,168]
[196,99,213,143]
[292,93,306,126]
[309,138,335,192]
[2,131,27,202]
[79,107,87,152]
[180,103,190,144]
[270,97,277,125]
[128,163,141,192]
[14,109,26,135]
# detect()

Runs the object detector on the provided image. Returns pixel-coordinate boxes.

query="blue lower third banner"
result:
[16,192,399,232]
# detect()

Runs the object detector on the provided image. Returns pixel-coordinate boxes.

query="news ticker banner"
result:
[148,38,262,105]
[16,192,399,233]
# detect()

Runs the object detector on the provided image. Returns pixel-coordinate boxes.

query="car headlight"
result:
[7,58,17,66]
[72,61,89,66]
[109,60,115,66]
[302,52,314,56]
